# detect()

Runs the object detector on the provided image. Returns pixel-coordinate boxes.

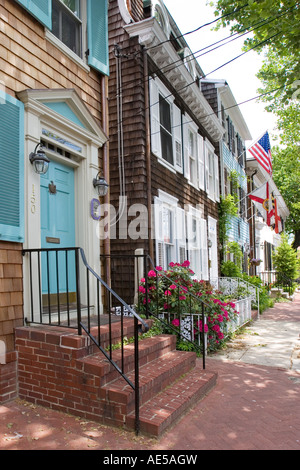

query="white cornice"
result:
[202,79,252,141]
[124,18,225,142]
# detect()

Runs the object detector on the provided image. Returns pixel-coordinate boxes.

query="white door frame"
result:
[18,89,108,319]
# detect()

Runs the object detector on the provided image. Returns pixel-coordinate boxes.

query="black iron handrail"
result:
[259,271,295,296]
[22,247,149,435]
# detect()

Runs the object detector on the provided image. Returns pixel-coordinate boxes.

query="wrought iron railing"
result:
[22,247,149,435]
[258,271,295,296]
[101,252,211,369]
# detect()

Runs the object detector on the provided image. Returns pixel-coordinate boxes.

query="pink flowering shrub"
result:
[138,261,239,352]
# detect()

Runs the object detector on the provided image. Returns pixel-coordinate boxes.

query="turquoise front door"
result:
[40,160,76,298]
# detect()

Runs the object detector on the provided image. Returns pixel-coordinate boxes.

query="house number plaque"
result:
[30,184,36,214]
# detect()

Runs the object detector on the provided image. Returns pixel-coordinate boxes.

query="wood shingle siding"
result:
[0,0,102,125]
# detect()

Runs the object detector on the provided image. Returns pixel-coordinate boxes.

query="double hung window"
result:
[188,129,197,186]
[15,0,109,76]
[159,95,173,165]
[149,78,183,171]
[52,0,82,56]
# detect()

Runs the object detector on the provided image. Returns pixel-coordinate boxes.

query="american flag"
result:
[248,132,273,175]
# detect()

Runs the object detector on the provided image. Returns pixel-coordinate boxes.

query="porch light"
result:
[93,173,109,197]
[29,143,50,175]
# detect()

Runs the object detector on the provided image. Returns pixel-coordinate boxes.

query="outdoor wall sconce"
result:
[93,172,109,197]
[29,143,50,175]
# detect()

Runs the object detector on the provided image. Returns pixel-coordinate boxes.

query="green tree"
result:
[273,233,299,280]
[272,145,300,249]
[211,0,300,247]
[212,0,300,103]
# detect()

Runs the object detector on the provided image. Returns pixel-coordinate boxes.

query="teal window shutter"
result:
[0,92,25,243]
[15,0,52,30]
[87,0,109,76]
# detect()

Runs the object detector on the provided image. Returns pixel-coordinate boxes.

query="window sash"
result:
[52,0,82,56]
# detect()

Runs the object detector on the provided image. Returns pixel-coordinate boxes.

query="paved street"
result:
[0,294,299,451]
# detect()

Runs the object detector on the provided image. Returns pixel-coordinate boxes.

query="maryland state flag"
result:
[249,182,274,226]
[249,182,282,233]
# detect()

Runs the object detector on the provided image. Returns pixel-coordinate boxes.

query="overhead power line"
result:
[146,3,249,51]
[113,2,299,101]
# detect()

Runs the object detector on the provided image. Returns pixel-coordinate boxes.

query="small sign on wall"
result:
[91,198,100,221]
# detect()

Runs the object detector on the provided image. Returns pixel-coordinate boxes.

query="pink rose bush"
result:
[138,261,239,353]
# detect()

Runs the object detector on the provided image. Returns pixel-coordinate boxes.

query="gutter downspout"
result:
[102,74,111,287]
[143,47,154,260]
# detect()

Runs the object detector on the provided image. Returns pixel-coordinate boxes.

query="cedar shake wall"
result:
[107,0,220,300]
[0,242,23,353]
[108,0,148,250]
[0,1,104,357]
[0,0,102,126]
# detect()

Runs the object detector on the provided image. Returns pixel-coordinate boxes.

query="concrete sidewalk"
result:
[0,294,299,451]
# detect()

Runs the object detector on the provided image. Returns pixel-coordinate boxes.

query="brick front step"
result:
[126,363,217,437]
[78,334,177,387]
[15,321,217,438]
[100,348,197,414]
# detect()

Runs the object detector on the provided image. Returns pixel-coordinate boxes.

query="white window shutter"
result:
[214,153,220,202]
[173,104,183,172]
[154,198,165,268]
[204,145,210,195]
[197,134,205,190]
[182,115,190,180]
[201,218,209,280]
[149,78,161,158]
[176,207,186,263]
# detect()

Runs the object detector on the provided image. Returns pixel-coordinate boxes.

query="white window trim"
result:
[204,139,219,202]
[18,89,107,318]
[187,122,198,188]
[150,77,184,174]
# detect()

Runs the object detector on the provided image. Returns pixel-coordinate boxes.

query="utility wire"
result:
[112,2,299,101]
[161,2,300,76]
[145,2,249,51]
[149,85,286,137]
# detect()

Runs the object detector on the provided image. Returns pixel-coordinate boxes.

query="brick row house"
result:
[0,0,259,434]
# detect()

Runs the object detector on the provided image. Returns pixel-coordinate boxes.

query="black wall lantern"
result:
[29,143,50,175]
[93,172,109,197]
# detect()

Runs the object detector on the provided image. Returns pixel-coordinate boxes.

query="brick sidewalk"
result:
[0,296,299,451]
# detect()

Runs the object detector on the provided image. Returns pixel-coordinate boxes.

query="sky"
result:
[163,0,279,147]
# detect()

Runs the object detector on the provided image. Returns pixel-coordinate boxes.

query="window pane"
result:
[161,128,173,164]
[52,0,81,56]
[52,1,60,38]
[159,95,171,132]
[62,10,79,53]
[61,0,80,16]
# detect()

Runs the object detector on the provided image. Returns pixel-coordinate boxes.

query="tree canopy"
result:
[211,0,300,247]
[212,0,300,103]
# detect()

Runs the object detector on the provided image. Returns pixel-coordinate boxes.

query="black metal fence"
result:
[22,247,149,435]
[258,271,295,296]
[101,252,210,369]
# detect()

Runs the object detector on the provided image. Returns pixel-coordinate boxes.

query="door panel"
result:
[40,160,76,298]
